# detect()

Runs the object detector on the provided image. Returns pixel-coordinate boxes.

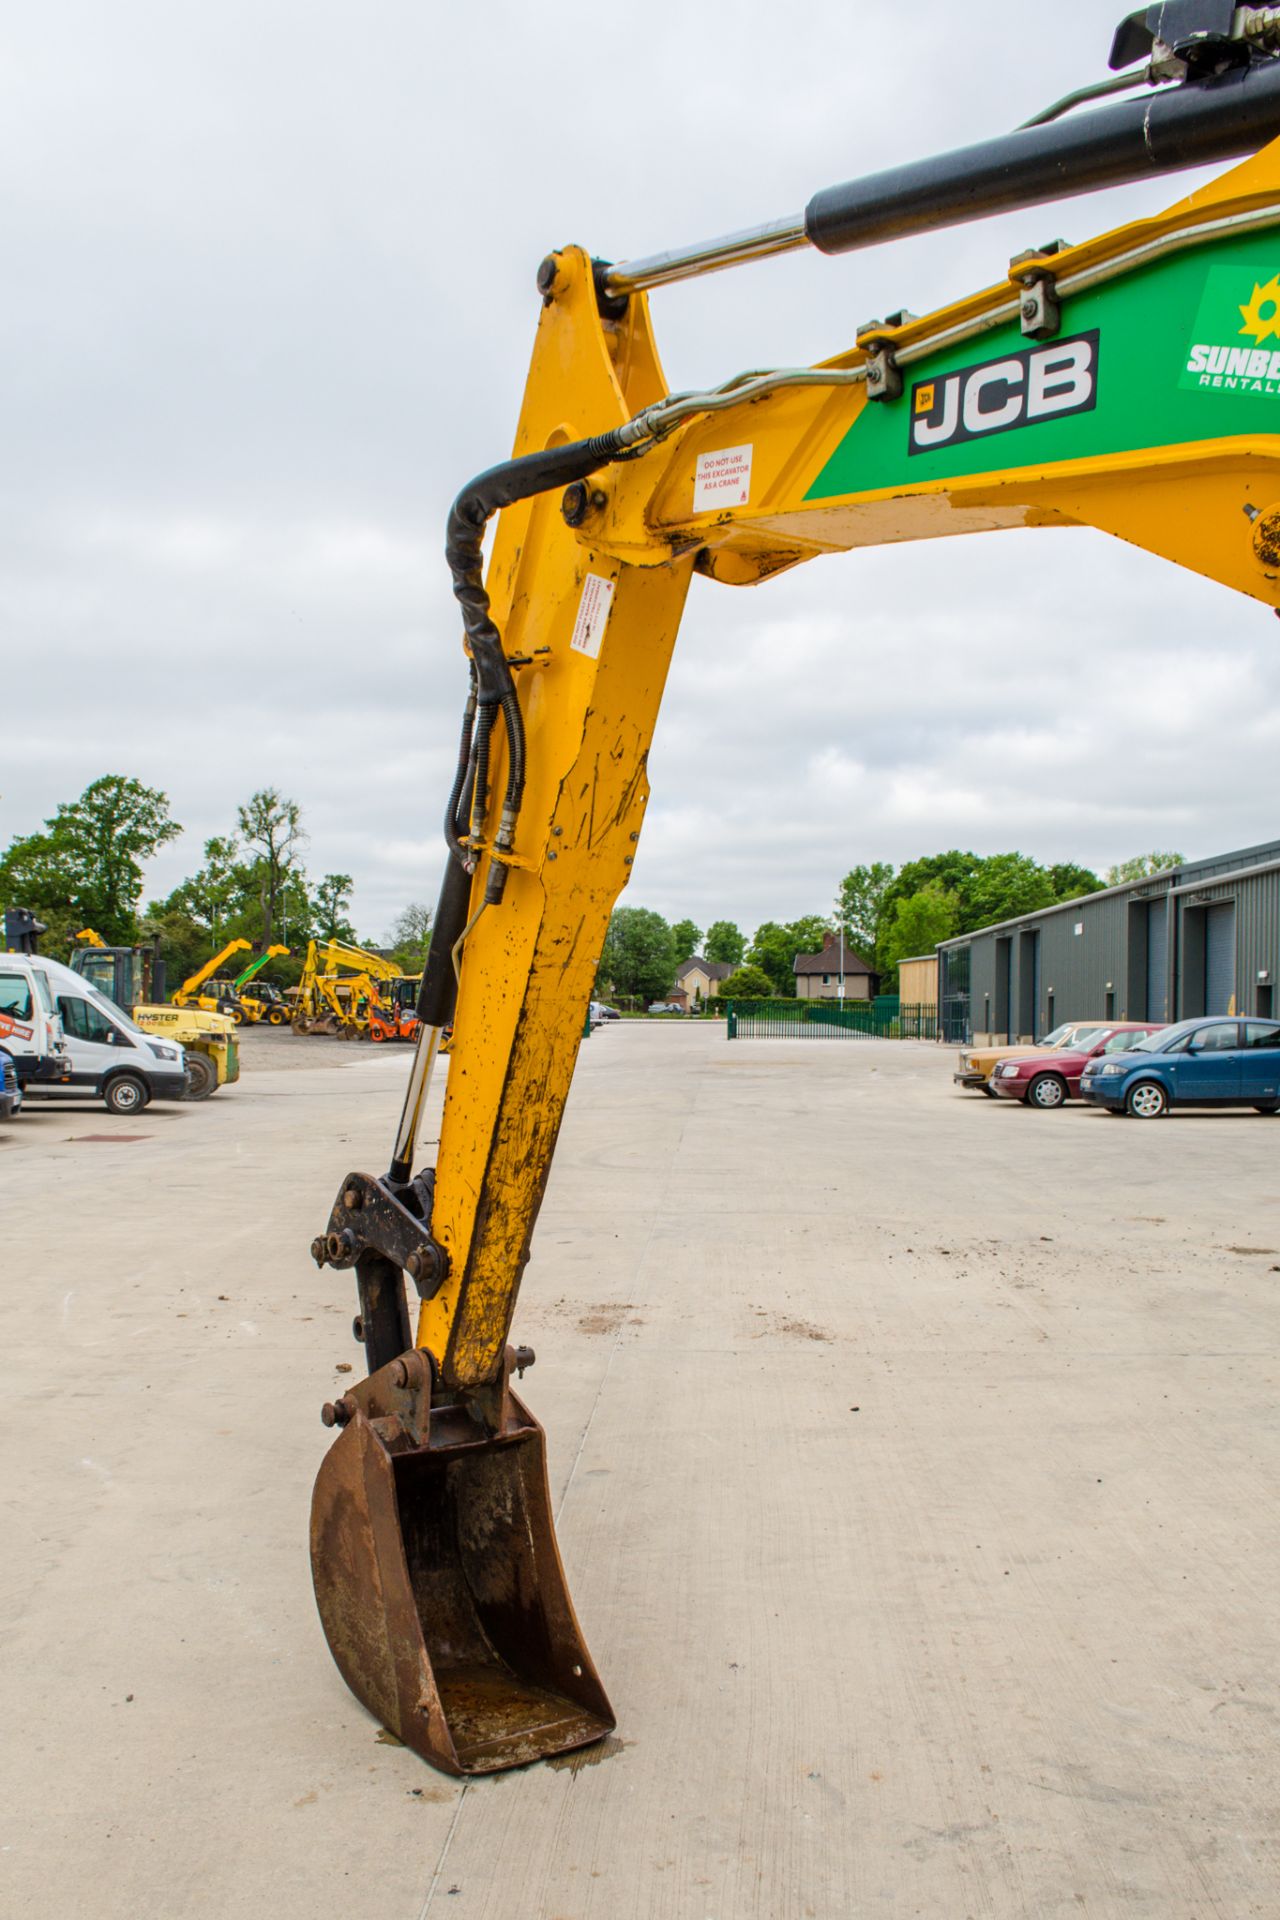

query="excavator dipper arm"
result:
[175,938,252,1003]
[309,28,1280,1774]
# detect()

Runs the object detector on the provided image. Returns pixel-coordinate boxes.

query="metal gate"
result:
[1204,901,1236,1013]
[1147,901,1168,1020]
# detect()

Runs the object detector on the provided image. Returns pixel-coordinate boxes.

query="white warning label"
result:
[693,442,753,512]
[569,571,615,659]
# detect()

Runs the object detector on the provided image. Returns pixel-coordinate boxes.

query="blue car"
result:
[1079,1015,1280,1118]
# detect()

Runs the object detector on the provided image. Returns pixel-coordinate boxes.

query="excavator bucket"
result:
[310,1347,614,1775]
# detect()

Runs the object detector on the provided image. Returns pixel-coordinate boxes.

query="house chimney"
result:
[822,929,836,951]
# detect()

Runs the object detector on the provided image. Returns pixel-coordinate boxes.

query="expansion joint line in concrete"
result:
[416,1068,705,1912]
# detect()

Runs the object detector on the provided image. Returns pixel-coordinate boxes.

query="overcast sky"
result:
[4,1,1278,942]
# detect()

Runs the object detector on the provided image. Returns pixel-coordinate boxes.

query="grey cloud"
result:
[1,1,1270,941]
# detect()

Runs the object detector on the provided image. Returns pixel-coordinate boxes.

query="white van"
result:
[12,954,188,1115]
[0,955,71,1092]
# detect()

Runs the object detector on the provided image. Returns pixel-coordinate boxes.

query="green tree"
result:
[670,918,702,961]
[747,915,831,995]
[599,906,677,1003]
[963,851,1055,929]
[705,919,745,966]
[311,872,356,943]
[880,881,961,978]
[137,903,211,993]
[237,788,306,948]
[1048,861,1103,901]
[720,963,774,999]
[387,901,434,971]
[879,852,982,940]
[876,848,1097,950]
[834,862,895,958]
[0,775,181,946]
[163,834,242,938]
[1105,850,1184,885]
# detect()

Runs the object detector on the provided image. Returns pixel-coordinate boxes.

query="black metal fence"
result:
[725,997,939,1040]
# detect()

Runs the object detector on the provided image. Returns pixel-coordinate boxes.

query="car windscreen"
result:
[1039,1024,1074,1047]
[1101,1029,1148,1053]
[1131,1027,1180,1052]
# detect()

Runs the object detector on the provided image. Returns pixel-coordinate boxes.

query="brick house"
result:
[792,930,877,1001]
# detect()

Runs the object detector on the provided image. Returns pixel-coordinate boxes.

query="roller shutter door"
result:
[1146,902,1168,1019]
[1205,902,1236,1014]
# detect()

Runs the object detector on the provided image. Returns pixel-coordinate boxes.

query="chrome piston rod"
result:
[602,56,1280,299]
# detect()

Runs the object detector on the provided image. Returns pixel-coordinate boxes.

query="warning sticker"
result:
[569,572,615,659]
[693,443,753,512]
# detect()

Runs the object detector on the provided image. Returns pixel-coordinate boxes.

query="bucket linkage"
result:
[308,1169,614,1776]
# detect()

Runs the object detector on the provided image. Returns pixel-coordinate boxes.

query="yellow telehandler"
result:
[173,939,252,1020]
[234,945,292,1024]
[308,11,1280,1774]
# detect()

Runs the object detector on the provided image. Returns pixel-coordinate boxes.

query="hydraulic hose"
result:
[444,429,631,902]
[443,669,477,868]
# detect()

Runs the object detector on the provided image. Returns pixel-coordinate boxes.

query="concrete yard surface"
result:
[2,1023,1277,1918]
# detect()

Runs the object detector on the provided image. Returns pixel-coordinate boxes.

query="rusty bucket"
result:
[310,1347,614,1775]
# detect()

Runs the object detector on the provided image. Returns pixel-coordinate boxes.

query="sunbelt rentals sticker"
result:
[1183,266,1280,394]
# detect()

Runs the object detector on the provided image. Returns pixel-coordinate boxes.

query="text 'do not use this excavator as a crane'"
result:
[308,6,1280,1775]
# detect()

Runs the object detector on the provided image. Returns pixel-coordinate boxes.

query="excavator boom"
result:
[233,944,290,990]
[310,17,1280,1774]
[175,939,252,1004]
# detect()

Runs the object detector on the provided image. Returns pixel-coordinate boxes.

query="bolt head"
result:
[561,481,589,527]
[311,1236,327,1267]
[343,1186,362,1210]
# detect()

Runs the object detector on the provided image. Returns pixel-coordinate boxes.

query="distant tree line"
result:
[1,778,1179,1003]
[598,847,1183,1002]
[0,774,434,988]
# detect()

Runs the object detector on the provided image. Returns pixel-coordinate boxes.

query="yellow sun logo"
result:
[1238,276,1280,344]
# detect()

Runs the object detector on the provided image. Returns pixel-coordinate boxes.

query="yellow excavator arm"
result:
[318,939,402,984]
[309,20,1280,1776]
[174,939,252,1004]
[233,944,290,990]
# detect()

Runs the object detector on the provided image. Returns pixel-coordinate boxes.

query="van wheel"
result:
[1253,1102,1279,1114]
[183,1053,218,1101]
[104,1074,149,1116]
[1027,1073,1067,1110]
[1126,1080,1168,1119]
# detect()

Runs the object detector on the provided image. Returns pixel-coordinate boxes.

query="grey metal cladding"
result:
[937,839,1280,1035]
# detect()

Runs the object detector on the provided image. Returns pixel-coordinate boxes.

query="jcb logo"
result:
[907,330,1099,456]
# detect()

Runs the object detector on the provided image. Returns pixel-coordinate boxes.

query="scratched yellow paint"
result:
[420,141,1280,1389]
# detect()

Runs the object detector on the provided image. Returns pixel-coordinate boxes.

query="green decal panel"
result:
[805,231,1280,502]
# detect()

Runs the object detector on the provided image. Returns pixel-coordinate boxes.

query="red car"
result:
[989,1022,1165,1108]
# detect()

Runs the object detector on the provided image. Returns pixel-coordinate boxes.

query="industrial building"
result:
[938,840,1280,1045]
